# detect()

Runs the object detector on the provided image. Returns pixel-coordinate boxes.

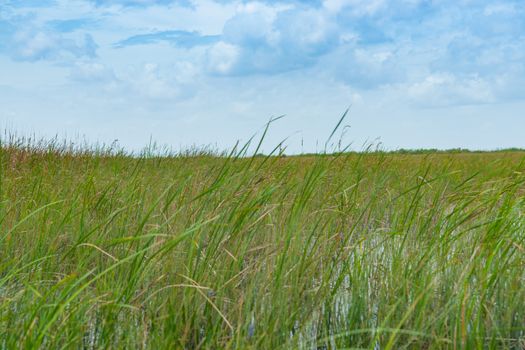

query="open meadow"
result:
[1,138,525,349]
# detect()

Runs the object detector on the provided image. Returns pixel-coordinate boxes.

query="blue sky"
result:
[1,0,524,153]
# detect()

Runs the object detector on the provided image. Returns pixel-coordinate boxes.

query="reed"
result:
[1,131,524,349]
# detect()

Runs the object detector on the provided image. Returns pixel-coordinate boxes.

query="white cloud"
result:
[67,59,201,104]
[69,61,117,83]
[483,3,516,16]
[9,29,97,62]
[323,0,386,15]
[407,73,496,107]
[205,41,240,74]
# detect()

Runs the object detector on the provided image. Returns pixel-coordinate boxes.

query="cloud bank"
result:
[1,0,524,151]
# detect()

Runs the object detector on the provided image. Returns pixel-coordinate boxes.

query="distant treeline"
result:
[286,148,525,158]
[382,147,525,154]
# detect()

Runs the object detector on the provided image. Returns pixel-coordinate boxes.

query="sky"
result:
[1,0,524,153]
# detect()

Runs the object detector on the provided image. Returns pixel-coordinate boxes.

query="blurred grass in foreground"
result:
[1,132,525,349]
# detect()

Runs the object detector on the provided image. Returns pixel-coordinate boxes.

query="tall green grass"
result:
[1,132,525,349]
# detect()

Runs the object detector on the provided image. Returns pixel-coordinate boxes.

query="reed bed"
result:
[1,133,525,349]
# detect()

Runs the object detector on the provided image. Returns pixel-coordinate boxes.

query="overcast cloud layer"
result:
[1,0,524,152]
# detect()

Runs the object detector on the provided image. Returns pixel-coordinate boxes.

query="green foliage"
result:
[1,136,525,349]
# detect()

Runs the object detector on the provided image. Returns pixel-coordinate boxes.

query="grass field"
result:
[1,135,525,349]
